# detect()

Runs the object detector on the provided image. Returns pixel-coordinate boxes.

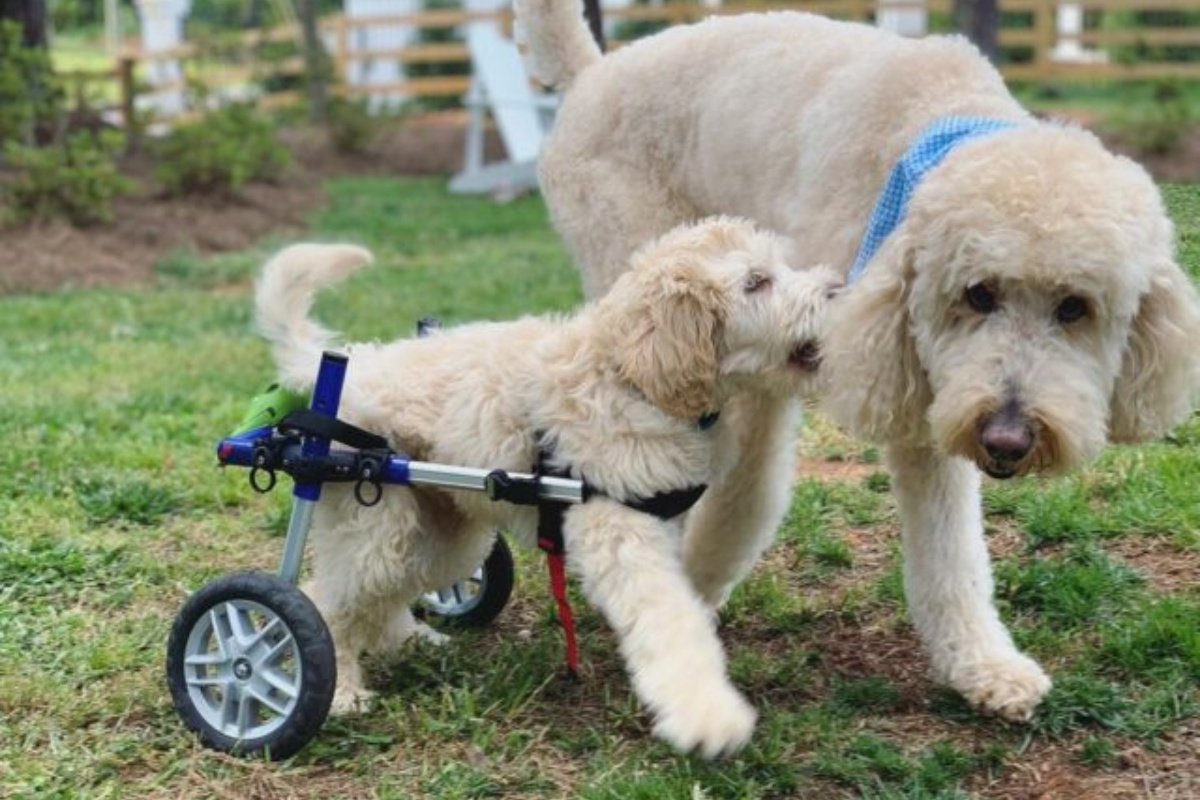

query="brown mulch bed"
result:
[0,110,502,295]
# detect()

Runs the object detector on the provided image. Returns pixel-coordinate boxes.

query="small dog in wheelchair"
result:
[254,217,839,757]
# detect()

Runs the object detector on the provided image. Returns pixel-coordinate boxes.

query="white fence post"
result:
[1052,3,1106,62]
[344,0,418,109]
[136,0,192,116]
[876,0,927,37]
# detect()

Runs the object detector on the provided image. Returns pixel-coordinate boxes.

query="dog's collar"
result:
[846,116,1022,285]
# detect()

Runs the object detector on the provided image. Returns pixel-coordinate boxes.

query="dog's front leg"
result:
[565,499,756,758]
[683,393,800,608]
[886,443,1051,721]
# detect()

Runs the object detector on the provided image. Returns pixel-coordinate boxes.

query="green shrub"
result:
[3,130,132,226]
[152,103,291,195]
[0,21,61,147]
[1106,80,1196,155]
[326,96,379,155]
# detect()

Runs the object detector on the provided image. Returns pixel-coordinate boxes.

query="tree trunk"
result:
[582,0,605,52]
[953,0,1000,63]
[292,0,329,122]
[0,0,49,47]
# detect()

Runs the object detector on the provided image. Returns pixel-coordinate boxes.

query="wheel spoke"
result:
[235,692,256,737]
[245,616,283,652]
[257,665,299,699]
[207,609,231,658]
[185,652,227,667]
[246,685,290,716]
[224,602,253,645]
[186,674,227,688]
[259,632,296,667]
[219,683,239,729]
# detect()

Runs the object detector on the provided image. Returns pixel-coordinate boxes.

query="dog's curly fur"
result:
[254,218,839,757]
[514,1,1200,723]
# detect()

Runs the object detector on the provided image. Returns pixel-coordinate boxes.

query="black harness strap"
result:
[279,409,389,451]
[624,484,709,521]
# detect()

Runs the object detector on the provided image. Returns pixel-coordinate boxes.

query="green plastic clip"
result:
[231,383,308,435]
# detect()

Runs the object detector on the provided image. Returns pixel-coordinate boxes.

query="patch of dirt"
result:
[974,724,1200,800]
[0,111,502,295]
[1103,536,1200,593]
[796,454,882,484]
[0,179,325,294]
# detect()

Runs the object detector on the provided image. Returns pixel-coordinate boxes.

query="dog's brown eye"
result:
[744,271,771,293]
[965,283,997,314]
[1055,296,1088,325]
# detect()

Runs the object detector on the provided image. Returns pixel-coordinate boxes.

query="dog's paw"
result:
[651,685,757,759]
[947,653,1052,722]
[411,620,449,646]
[329,685,377,716]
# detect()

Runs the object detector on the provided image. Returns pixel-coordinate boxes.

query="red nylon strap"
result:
[543,549,579,676]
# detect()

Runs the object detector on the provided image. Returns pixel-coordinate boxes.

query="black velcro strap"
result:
[624,484,708,521]
[279,409,389,451]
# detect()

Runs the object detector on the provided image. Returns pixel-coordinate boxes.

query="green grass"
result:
[1,178,1199,799]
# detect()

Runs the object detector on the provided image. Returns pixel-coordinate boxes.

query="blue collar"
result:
[846,116,1020,285]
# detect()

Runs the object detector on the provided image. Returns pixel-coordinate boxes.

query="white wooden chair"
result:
[449,26,557,195]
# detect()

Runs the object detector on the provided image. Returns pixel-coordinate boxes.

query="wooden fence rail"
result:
[68,0,1200,126]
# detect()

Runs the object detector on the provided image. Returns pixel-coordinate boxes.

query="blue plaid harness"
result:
[846,116,1021,285]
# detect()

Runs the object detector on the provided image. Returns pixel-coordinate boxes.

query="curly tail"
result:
[254,243,374,390]
[513,0,602,90]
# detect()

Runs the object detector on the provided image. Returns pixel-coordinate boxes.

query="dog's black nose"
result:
[981,417,1034,463]
[789,340,822,371]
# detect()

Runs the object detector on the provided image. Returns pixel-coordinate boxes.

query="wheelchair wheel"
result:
[166,571,336,760]
[419,535,514,627]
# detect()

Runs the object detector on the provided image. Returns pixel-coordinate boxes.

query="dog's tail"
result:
[254,243,374,390]
[513,0,601,90]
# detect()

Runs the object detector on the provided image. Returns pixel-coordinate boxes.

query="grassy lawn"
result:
[1,178,1198,799]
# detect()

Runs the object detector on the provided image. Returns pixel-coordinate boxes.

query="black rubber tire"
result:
[166,571,336,760]
[420,534,515,627]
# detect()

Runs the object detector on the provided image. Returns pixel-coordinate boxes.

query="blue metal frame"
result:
[215,351,585,586]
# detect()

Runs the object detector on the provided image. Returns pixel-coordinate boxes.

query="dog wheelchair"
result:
[165,349,586,759]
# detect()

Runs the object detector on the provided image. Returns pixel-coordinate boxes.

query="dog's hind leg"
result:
[887,444,1051,721]
[564,499,756,758]
[683,393,800,608]
[304,489,431,715]
[539,143,696,299]
[374,525,499,655]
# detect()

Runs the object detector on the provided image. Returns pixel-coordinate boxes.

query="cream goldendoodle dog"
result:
[515,1,1200,722]
[254,218,839,757]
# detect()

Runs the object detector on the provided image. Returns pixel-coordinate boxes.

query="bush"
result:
[3,131,132,226]
[153,103,291,196]
[0,21,61,147]
[1106,80,1196,155]
[326,96,379,155]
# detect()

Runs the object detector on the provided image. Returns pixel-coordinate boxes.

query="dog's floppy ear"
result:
[1108,259,1200,442]
[613,257,729,420]
[822,235,932,443]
